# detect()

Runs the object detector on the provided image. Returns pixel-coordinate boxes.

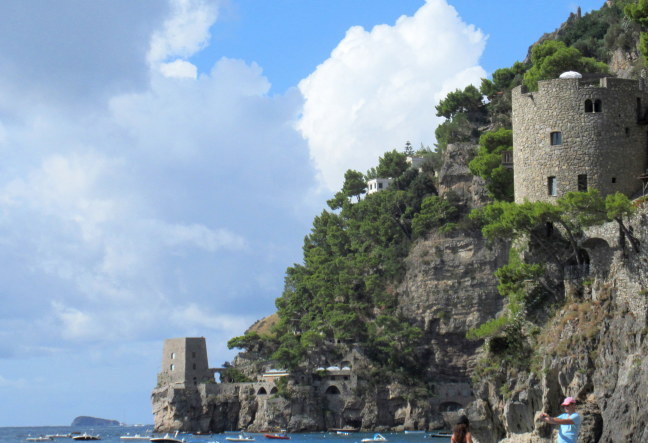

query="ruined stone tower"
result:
[157,337,215,387]
[512,75,648,203]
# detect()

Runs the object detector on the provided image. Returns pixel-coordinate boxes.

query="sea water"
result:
[0,427,450,443]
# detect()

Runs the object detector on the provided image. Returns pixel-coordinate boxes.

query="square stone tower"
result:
[158,337,215,388]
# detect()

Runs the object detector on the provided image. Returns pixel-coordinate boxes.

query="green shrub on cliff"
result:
[468,190,638,368]
[468,128,514,201]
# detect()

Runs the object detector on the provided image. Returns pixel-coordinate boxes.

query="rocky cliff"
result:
[152,143,506,434]
[152,140,648,440]
[464,203,648,443]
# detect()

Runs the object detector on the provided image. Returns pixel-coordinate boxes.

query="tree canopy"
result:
[229,151,442,376]
[523,40,608,91]
[468,129,514,201]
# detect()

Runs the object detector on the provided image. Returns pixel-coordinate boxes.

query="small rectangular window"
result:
[578,174,588,192]
[548,176,557,196]
[550,132,562,145]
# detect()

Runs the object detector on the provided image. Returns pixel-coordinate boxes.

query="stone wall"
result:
[512,77,648,203]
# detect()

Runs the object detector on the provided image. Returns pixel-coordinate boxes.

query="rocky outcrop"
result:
[151,142,502,434]
[398,142,505,378]
[438,143,490,211]
[467,205,648,442]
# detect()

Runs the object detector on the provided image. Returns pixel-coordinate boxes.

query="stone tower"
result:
[512,75,648,203]
[157,337,215,387]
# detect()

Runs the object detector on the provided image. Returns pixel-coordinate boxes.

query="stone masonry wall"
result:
[512,77,648,203]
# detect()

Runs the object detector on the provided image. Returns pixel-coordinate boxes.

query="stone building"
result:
[152,337,474,432]
[157,337,216,388]
[366,155,429,195]
[366,177,394,194]
[512,73,648,203]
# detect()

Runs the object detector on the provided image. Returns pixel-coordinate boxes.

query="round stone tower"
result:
[512,75,648,203]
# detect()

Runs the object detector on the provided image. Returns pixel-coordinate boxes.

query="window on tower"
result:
[578,174,588,192]
[548,176,557,196]
[550,132,562,145]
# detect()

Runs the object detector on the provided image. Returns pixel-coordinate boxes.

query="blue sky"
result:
[0,0,606,427]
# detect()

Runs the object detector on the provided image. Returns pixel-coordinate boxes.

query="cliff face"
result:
[467,206,648,443]
[398,143,506,377]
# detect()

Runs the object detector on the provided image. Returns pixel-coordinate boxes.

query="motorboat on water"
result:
[150,432,184,443]
[225,435,255,442]
[361,434,387,442]
[329,428,358,435]
[72,434,101,441]
[263,434,289,440]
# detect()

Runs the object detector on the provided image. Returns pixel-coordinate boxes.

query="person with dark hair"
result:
[451,415,473,443]
[539,397,582,443]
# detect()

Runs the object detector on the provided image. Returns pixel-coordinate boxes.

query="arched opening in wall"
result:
[546,222,554,238]
[257,387,267,395]
[325,385,341,395]
[439,402,463,412]
[594,99,602,112]
[193,377,197,386]
[585,99,593,112]
[270,387,278,394]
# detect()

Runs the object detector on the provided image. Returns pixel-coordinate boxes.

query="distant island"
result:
[71,416,120,427]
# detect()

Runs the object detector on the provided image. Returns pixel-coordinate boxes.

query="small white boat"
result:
[361,434,387,443]
[225,435,255,442]
[26,437,53,442]
[150,434,184,443]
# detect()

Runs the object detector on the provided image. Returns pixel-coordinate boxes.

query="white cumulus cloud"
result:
[298,0,488,192]
[148,0,217,70]
[161,59,199,78]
